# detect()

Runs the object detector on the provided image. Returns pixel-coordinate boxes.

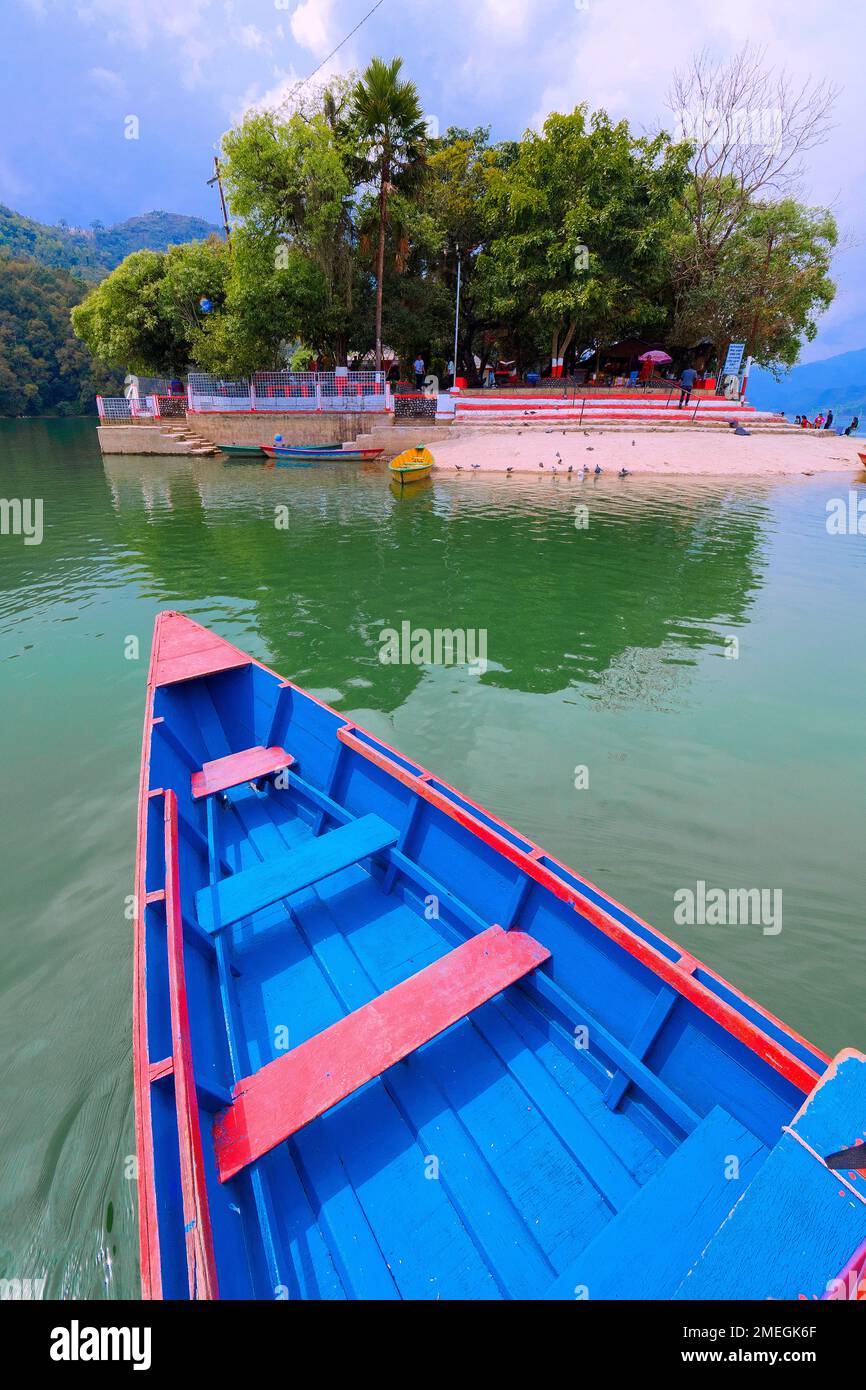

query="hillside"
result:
[0,257,123,416]
[0,205,222,282]
[748,349,866,428]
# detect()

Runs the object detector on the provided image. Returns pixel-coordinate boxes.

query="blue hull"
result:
[134,613,866,1300]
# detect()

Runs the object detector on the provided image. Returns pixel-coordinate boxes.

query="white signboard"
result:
[722,342,746,377]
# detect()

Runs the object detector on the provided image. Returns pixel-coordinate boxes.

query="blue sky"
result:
[3,0,864,363]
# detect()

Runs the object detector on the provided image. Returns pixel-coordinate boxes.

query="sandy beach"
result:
[430,428,865,476]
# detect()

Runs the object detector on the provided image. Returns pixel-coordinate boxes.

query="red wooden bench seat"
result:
[213,925,551,1181]
[191,746,294,800]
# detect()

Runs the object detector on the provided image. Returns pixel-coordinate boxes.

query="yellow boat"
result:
[389,445,433,485]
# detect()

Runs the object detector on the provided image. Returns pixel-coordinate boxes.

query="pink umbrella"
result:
[638,349,672,363]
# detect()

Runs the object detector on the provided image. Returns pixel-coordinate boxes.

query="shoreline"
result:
[429,428,865,477]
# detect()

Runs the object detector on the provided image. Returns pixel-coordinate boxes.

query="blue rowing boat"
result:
[134,612,866,1300]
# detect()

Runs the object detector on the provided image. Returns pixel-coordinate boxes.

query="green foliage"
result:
[671,198,837,369]
[349,57,428,367]
[478,108,692,365]
[71,237,229,374]
[0,257,122,415]
[57,57,841,390]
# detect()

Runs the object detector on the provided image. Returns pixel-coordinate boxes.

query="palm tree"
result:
[350,57,427,373]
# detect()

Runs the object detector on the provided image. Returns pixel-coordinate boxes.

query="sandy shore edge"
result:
[429,428,865,476]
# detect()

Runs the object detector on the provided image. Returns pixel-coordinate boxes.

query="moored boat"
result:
[134,611,866,1300]
[217,444,267,457]
[261,444,383,461]
[389,445,433,484]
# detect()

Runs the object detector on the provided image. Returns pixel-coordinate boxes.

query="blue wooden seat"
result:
[196,813,399,933]
[545,1106,766,1299]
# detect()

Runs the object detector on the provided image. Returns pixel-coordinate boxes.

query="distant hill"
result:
[0,205,222,283]
[748,348,866,429]
[0,204,221,416]
[0,257,124,416]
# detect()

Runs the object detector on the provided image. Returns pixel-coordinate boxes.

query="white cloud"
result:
[290,0,336,56]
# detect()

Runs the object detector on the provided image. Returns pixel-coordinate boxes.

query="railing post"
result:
[316,384,322,412]
[187,381,195,415]
[96,395,105,421]
[249,378,256,413]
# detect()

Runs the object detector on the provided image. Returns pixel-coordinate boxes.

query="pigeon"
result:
[619,467,630,478]
[538,461,544,469]
[455,464,463,471]
[586,446,594,451]
[631,440,636,447]
[506,466,513,474]
[594,463,602,474]
[567,464,573,474]
[471,462,481,470]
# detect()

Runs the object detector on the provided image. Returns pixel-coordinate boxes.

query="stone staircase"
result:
[157,422,221,456]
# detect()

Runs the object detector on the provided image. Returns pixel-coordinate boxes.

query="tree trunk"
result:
[374,158,389,375]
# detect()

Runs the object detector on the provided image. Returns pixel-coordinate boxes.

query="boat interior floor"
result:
[183,774,771,1301]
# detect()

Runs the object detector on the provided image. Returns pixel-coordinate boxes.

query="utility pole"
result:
[207,156,232,246]
[452,244,461,383]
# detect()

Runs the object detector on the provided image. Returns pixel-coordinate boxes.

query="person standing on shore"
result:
[678,365,698,408]
[845,416,860,435]
[413,354,425,389]
[823,409,834,430]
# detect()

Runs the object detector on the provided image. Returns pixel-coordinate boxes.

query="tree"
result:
[71,239,229,374]
[219,104,361,365]
[667,44,838,362]
[0,256,122,415]
[671,198,836,369]
[478,108,691,373]
[350,57,427,371]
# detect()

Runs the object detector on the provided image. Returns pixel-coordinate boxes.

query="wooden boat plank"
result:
[298,1082,499,1299]
[213,925,550,1181]
[289,1122,402,1300]
[674,1049,866,1300]
[192,745,294,799]
[288,882,562,1298]
[196,812,399,932]
[150,612,250,688]
[546,1105,766,1299]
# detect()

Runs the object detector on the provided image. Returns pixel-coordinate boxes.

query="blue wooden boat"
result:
[134,612,866,1301]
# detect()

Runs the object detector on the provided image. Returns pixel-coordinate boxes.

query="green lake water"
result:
[0,417,864,1298]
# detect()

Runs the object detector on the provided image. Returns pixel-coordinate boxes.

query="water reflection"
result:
[101,453,771,713]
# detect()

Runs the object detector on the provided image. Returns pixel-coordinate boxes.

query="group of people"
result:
[793,410,859,435]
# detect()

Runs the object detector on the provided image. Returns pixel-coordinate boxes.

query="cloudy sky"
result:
[3,0,864,362]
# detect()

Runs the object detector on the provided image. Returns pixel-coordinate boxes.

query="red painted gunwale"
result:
[134,612,830,1296]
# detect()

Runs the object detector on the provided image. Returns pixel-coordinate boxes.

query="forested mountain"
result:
[0,258,124,416]
[0,205,220,416]
[0,205,222,282]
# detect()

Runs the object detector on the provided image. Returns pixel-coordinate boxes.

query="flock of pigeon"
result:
[454,436,633,478]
